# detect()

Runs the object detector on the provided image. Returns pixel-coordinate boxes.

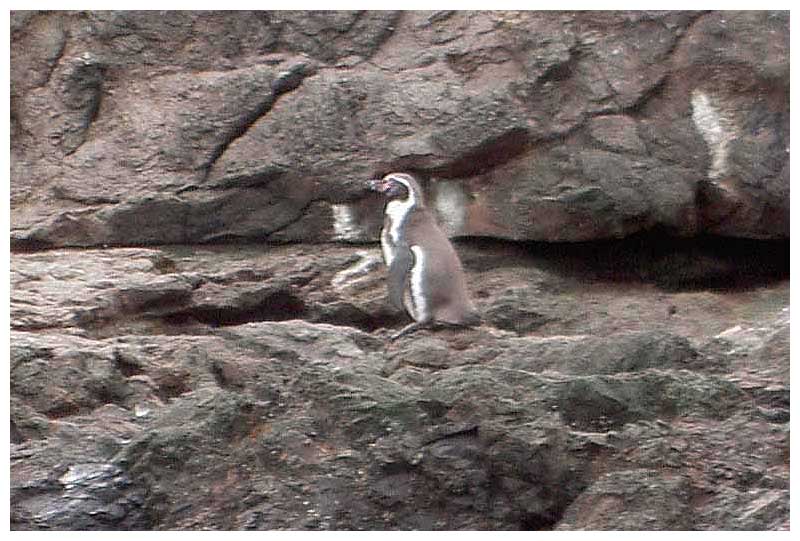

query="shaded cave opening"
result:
[163,291,308,328]
[460,231,789,291]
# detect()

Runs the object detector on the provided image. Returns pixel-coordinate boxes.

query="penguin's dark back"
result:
[403,207,476,324]
[404,208,461,263]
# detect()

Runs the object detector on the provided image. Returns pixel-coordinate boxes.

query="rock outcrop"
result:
[11,11,789,249]
[10,10,789,531]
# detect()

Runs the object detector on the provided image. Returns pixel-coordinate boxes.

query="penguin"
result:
[367,172,480,340]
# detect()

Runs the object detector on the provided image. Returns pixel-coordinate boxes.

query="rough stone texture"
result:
[10,242,789,530]
[10,9,790,532]
[10,10,789,249]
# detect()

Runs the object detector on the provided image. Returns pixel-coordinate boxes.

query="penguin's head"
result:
[367,173,422,204]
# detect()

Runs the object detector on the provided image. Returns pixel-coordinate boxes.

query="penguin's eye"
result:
[387,182,408,198]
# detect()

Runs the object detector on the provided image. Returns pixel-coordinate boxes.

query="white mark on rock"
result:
[432,180,468,237]
[716,325,743,338]
[331,203,363,242]
[331,250,382,290]
[691,90,736,180]
[525,334,591,344]
[58,463,115,489]
[134,403,151,418]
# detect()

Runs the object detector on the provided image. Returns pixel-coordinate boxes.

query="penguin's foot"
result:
[390,321,428,341]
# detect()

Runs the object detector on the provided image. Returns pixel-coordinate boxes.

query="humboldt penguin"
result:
[367,172,480,340]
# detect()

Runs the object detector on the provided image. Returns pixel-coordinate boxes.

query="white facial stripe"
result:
[386,174,411,187]
[379,174,421,287]
[383,174,418,248]
[385,174,417,206]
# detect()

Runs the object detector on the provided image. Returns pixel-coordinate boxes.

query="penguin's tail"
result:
[438,306,481,328]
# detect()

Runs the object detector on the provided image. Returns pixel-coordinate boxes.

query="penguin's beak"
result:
[367,179,387,193]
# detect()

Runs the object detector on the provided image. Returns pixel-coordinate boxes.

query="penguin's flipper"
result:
[388,245,413,311]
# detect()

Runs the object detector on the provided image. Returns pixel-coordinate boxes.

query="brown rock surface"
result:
[11,10,788,247]
[10,10,789,531]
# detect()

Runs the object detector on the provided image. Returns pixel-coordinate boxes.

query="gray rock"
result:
[10,247,789,529]
[557,469,694,530]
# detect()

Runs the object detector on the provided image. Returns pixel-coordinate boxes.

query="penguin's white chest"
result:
[380,228,395,267]
[381,198,414,267]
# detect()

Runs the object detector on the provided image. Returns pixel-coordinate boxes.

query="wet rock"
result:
[11,405,151,530]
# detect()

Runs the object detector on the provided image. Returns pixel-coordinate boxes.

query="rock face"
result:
[11,10,789,248]
[10,242,789,530]
[10,10,789,531]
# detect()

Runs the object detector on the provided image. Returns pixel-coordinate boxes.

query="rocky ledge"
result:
[11,240,789,530]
